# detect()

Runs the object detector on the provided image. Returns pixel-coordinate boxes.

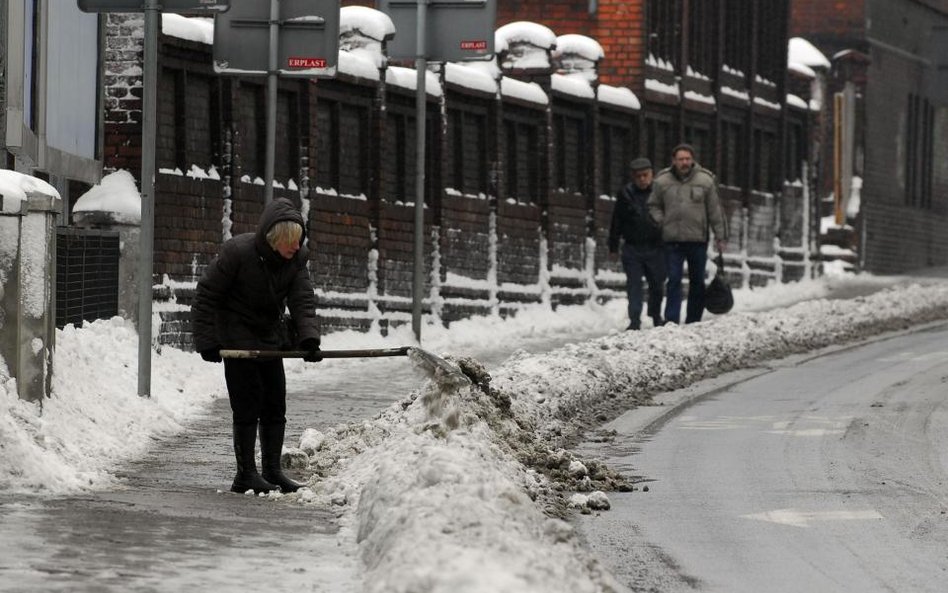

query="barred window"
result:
[446,105,488,195]
[719,118,743,187]
[553,111,587,194]
[688,0,719,77]
[504,116,541,203]
[905,93,934,209]
[723,0,752,76]
[648,0,682,69]
[316,98,369,196]
[645,113,675,170]
[753,127,777,191]
[599,118,636,195]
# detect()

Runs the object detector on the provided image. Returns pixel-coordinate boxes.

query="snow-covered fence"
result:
[0,172,62,404]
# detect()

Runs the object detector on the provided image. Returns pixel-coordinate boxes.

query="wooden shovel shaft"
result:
[220,346,411,359]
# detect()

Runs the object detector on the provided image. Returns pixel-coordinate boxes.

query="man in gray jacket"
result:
[647,144,728,324]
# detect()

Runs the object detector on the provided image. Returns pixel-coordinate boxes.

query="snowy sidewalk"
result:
[1,270,942,592]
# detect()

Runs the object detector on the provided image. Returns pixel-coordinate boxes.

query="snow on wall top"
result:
[788,37,830,69]
[597,84,641,110]
[555,34,603,62]
[496,21,556,71]
[0,170,61,213]
[340,5,395,41]
[73,170,142,224]
[161,14,213,44]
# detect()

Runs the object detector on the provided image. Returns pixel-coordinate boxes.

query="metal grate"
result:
[56,228,120,328]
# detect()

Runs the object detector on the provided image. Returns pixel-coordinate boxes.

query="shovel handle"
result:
[220,347,411,359]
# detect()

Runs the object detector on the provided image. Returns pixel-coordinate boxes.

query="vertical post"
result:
[264,0,280,204]
[832,92,843,226]
[137,0,158,397]
[412,0,428,342]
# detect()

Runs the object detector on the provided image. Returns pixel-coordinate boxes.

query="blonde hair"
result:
[266,220,303,250]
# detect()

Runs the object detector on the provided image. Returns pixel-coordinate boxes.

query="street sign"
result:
[377,0,495,62]
[213,0,340,77]
[78,0,229,12]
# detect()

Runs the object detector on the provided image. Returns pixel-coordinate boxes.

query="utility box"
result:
[377,0,495,61]
[214,0,341,77]
[0,173,62,405]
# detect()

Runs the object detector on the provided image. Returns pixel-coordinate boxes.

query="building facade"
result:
[791,0,948,273]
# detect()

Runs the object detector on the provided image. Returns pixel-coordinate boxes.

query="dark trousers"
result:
[664,241,709,324]
[621,243,666,327]
[223,358,287,428]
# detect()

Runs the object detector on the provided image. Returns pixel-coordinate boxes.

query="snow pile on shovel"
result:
[293,282,948,593]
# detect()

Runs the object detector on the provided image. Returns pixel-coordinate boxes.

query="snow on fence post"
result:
[0,173,62,405]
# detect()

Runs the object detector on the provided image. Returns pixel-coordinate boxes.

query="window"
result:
[553,111,587,194]
[504,116,541,203]
[786,119,805,182]
[648,0,682,69]
[688,0,718,77]
[719,119,743,187]
[446,106,488,195]
[905,93,934,209]
[644,114,674,169]
[756,3,787,85]
[753,127,777,191]
[723,0,751,76]
[317,97,370,196]
[599,119,635,195]
[238,82,266,179]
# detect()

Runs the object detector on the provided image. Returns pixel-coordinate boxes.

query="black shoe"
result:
[260,423,304,493]
[652,317,666,327]
[231,423,276,494]
[626,322,641,331]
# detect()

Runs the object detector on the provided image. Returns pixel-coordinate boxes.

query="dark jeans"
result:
[223,358,287,427]
[621,243,666,328]
[664,241,708,324]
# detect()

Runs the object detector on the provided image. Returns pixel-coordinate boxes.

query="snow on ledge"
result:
[597,85,641,110]
[0,170,61,213]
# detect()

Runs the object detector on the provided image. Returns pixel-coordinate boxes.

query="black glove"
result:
[200,348,222,363]
[300,338,322,362]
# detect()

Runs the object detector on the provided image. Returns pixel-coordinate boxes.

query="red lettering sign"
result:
[288,57,327,68]
[460,40,487,51]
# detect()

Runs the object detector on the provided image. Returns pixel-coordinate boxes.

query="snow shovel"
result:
[219,346,471,387]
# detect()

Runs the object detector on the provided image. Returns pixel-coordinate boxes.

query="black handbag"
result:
[704,251,734,314]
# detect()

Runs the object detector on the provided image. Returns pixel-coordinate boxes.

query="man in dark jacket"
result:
[191,198,321,494]
[608,157,666,330]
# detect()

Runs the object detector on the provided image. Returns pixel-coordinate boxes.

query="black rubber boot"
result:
[259,423,304,493]
[231,423,276,494]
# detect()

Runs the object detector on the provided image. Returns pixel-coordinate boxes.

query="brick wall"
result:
[790,0,867,56]
[103,13,145,175]
[495,0,646,90]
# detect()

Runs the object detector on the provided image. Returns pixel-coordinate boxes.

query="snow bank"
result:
[0,317,224,493]
[296,281,948,593]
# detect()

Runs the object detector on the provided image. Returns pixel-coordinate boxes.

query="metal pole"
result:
[264,0,280,204]
[412,0,428,342]
[138,0,159,397]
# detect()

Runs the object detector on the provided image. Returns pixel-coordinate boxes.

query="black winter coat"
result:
[190,198,319,352]
[608,182,663,252]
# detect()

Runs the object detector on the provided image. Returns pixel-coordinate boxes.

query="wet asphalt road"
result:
[577,324,948,593]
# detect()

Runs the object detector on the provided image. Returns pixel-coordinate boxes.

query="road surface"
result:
[577,323,948,593]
